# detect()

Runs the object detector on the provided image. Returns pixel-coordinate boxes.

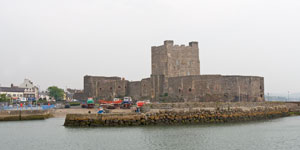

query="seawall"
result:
[0,110,53,121]
[64,102,296,127]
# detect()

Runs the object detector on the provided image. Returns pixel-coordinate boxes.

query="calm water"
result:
[0,116,300,150]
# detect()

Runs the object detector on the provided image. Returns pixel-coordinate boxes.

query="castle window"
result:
[260,94,263,98]
[118,86,121,89]
[178,89,181,93]
[143,84,146,87]
[99,88,102,91]
[189,88,192,92]
[125,86,127,89]
[110,87,112,90]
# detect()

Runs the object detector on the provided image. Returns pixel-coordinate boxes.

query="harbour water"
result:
[0,116,299,150]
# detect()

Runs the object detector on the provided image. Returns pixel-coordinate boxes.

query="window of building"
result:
[118,86,121,89]
[178,89,181,93]
[110,87,112,90]
[99,88,102,91]
[189,88,192,92]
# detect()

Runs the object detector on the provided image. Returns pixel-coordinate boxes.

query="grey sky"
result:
[0,0,299,94]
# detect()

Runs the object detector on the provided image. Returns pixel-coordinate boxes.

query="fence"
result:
[0,105,56,111]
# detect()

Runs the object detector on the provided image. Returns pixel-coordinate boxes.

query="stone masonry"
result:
[76,40,264,102]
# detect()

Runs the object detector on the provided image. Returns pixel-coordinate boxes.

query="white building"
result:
[39,91,50,101]
[19,79,39,99]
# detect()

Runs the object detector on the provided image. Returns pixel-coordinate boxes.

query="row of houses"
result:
[0,79,39,101]
[0,79,83,102]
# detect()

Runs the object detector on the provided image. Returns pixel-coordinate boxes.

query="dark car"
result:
[81,102,87,108]
[64,104,70,108]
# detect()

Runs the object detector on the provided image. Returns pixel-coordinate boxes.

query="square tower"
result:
[151,40,200,77]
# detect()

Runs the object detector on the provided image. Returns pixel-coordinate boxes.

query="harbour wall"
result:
[64,102,296,127]
[0,110,53,121]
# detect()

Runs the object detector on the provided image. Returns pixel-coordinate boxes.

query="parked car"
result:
[81,102,87,108]
[64,104,70,108]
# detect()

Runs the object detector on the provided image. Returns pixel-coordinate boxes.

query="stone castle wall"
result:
[81,74,264,102]
[84,76,128,100]
[128,81,141,100]
[166,75,264,102]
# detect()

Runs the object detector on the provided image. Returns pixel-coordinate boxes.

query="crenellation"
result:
[164,40,174,46]
[189,41,198,47]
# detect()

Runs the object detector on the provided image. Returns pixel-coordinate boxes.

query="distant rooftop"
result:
[0,87,25,93]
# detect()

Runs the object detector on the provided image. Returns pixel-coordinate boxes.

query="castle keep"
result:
[81,40,264,102]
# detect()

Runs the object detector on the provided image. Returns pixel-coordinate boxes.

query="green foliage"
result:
[69,102,81,106]
[47,86,65,101]
[38,98,48,104]
[0,94,10,102]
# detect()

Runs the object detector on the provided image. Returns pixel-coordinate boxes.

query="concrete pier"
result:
[64,102,297,127]
[0,110,52,121]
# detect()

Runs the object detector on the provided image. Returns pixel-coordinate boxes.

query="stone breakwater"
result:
[0,110,52,121]
[64,102,293,127]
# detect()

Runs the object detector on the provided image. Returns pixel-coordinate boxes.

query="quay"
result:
[64,102,300,127]
[0,110,53,121]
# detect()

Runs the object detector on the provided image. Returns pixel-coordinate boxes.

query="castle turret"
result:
[152,40,200,78]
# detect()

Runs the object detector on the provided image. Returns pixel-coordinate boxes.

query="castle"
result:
[77,40,264,102]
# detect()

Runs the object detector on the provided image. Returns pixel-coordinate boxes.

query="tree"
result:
[47,86,65,101]
[0,94,9,102]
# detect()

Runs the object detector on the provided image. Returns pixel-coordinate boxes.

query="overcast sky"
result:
[0,0,299,94]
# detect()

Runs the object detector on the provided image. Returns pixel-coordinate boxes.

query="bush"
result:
[69,102,81,106]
